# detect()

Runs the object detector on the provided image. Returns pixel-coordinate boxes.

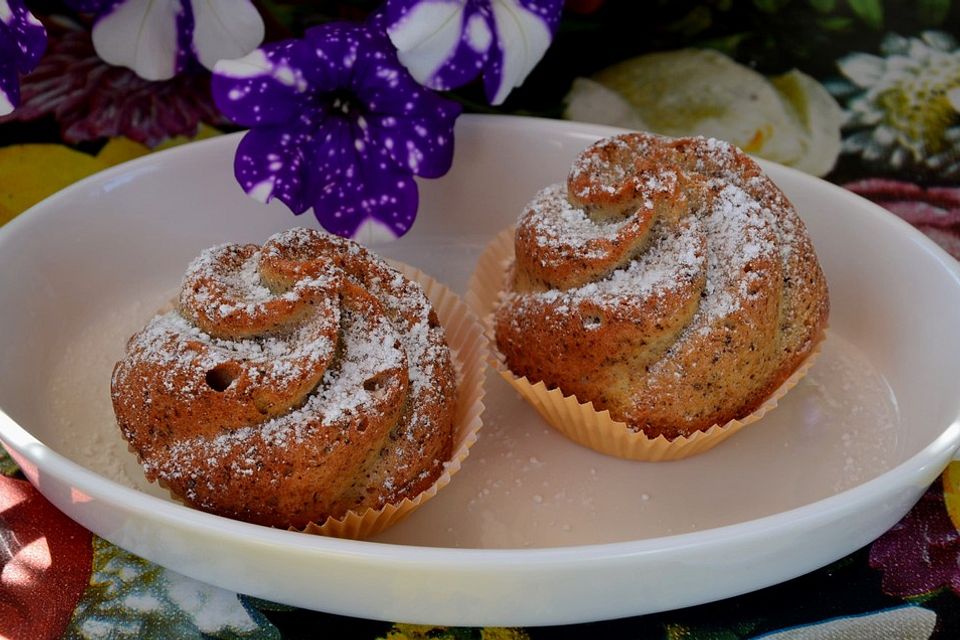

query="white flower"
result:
[836,31,960,177]
[563,49,843,177]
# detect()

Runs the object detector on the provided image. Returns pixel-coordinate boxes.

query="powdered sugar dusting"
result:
[511,218,705,314]
[507,134,784,329]
[695,182,777,322]
[160,307,406,486]
[568,134,654,198]
[526,184,634,261]
[111,227,457,519]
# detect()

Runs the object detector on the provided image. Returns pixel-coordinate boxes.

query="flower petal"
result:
[418,5,496,92]
[222,21,461,239]
[1,0,47,73]
[0,52,18,115]
[563,77,650,131]
[91,0,184,81]
[302,23,377,91]
[0,0,48,116]
[365,109,458,179]
[948,87,960,113]
[312,22,462,179]
[356,60,461,177]
[922,29,957,52]
[385,0,469,90]
[234,125,312,213]
[837,52,886,89]
[486,0,558,105]
[212,42,306,127]
[307,118,419,238]
[189,0,264,71]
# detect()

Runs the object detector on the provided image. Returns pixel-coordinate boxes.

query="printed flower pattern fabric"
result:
[64,538,279,639]
[5,2,960,639]
[869,473,960,598]
[64,0,264,81]
[0,0,46,115]
[845,178,960,259]
[0,22,225,147]
[212,22,461,240]
[562,48,844,176]
[834,31,960,179]
[383,0,563,105]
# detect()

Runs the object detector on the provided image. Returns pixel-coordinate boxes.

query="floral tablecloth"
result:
[3,1,960,638]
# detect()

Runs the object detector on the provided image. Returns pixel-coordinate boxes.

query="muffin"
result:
[111,227,462,530]
[493,132,829,443]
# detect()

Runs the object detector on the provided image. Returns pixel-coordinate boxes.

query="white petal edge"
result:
[247,177,275,203]
[0,89,14,116]
[771,70,843,176]
[0,86,13,116]
[352,217,400,246]
[922,29,957,52]
[563,77,650,131]
[947,86,960,113]
[214,48,305,92]
[388,0,464,87]
[91,0,181,81]
[837,53,885,89]
[489,0,552,105]
[190,0,265,71]
[0,1,12,24]
[214,48,271,78]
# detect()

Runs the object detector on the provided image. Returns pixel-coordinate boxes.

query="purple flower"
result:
[64,0,264,81]
[0,0,47,116]
[383,0,563,105]
[212,22,461,240]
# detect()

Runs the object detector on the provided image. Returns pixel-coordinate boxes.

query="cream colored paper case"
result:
[467,227,822,462]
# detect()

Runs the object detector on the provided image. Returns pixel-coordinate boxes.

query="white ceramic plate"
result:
[2,115,960,626]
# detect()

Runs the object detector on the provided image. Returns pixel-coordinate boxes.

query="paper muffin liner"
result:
[467,226,822,461]
[299,262,488,538]
[145,262,487,539]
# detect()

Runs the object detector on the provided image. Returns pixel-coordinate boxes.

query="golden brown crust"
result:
[495,133,829,440]
[111,228,457,528]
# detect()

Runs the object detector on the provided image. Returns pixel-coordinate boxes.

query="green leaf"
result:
[818,15,855,29]
[847,0,884,28]
[918,0,951,24]
[665,5,713,37]
[697,32,751,56]
[753,0,791,11]
[808,0,837,12]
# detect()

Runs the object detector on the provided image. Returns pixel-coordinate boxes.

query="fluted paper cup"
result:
[467,227,822,462]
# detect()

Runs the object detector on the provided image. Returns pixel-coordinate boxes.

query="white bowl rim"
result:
[1,114,959,568]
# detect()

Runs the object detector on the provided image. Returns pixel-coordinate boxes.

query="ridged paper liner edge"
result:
[466,226,822,462]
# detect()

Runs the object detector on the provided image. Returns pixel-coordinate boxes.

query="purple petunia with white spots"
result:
[212,22,462,240]
[64,0,264,81]
[0,0,46,116]
[382,0,563,105]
